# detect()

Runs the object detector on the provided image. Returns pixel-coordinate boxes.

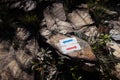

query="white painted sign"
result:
[59,37,78,46]
[59,37,81,54]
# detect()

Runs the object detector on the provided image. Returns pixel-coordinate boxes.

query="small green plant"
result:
[92,34,110,51]
[92,34,118,79]
[20,13,38,24]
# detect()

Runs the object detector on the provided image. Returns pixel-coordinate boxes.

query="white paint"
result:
[59,37,78,46]
[61,43,81,54]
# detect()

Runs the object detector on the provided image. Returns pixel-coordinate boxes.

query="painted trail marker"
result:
[60,37,77,46]
[61,43,81,54]
[59,37,81,54]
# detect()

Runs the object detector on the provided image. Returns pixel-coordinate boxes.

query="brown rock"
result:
[47,34,96,61]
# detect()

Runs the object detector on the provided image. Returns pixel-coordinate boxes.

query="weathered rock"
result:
[40,27,52,39]
[16,27,30,41]
[10,0,36,11]
[112,63,120,80]
[107,41,120,58]
[76,26,99,44]
[51,3,66,21]
[0,27,40,80]
[55,19,73,34]
[67,9,98,44]
[109,21,120,42]
[47,34,96,61]
[68,9,94,29]
[44,3,67,30]
[43,5,73,34]
[44,7,55,29]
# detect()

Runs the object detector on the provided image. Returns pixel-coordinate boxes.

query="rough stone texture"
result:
[108,21,120,42]
[112,63,120,80]
[67,9,98,44]
[0,27,40,80]
[43,5,73,35]
[68,9,94,29]
[51,3,66,21]
[44,7,55,29]
[107,41,120,79]
[9,0,37,11]
[107,41,120,58]
[76,26,99,44]
[47,34,96,61]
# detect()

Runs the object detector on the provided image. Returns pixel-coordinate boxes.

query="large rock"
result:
[47,34,96,61]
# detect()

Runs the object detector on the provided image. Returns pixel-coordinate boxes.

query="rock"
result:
[44,7,55,29]
[112,63,120,80]
[68,9,94,29]
[16,27,30,41]
[76,26,99,44]
[43,3,66,29]
[40,27,52,39]
[10,0,36,11]
[111,34,120,41]
[43,6,73,35]
[67,9,99,44]
[23,0,36,11]
[109,21,120,42]
[0,26,40,80]
[51,3,66,21]
[47,34,96,61]
[55,19,73,34]
[107,41,120,58]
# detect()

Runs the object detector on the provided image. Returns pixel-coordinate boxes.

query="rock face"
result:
[47,34,96,61]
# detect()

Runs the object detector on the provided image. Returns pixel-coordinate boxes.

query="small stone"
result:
[16,27,30,41]
[111,34,120,41]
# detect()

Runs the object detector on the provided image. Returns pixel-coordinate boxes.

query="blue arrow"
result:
[63,39,73,44]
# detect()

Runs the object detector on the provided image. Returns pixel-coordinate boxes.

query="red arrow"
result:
[66,46,77,50]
